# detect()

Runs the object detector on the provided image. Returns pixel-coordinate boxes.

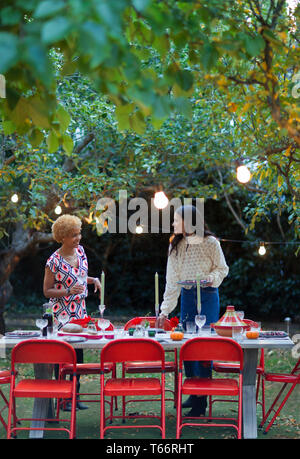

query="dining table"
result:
[0,328,295,439]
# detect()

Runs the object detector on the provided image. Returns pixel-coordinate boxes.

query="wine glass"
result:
[36,318,48,336]
[236,310,245,320]
[98,318,110,340]
[98,304,106,318]
[195,315,206,335]
[59,312,69,329]
[77,271,87,297]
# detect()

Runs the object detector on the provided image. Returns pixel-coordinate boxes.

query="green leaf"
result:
[132,0,151,13]
[34,0,66,19]
[41,16,72,44]
[244,34,265,57]
[29,129,44,148]
[56,105,71,133]
[46,130,59,153]
[27,96,51,129]
[78,22,109,67]
[175,70,194,92]
[1,6,22,25]
[62,134,74,155]
[115,104,135,130]
[23,40,52,86]
[152,34,169,57]
[200,42,219,71]
[0,33,18,73]
[2,120,16,135]
[129,111,146,134]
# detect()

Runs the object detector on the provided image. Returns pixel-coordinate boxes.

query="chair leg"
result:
[260,382,288,428]
[176,374,182,439]
[263,383,298,434]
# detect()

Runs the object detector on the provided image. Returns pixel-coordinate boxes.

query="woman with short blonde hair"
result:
[43,214,101,410]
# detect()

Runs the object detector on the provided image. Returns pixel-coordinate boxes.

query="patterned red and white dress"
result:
[46,245,88,327]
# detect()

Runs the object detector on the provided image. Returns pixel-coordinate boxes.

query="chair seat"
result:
[213,362,264,375]
[264,373,299,383]
[61,362,114,376]
[0,370,11,384]
[213,362,240,373]
[104,378,162,396]
[14,379,74,398]
[182,377,239,396]
[124,361,176,374]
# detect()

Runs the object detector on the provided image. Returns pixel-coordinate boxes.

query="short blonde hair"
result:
[52,214,82,243]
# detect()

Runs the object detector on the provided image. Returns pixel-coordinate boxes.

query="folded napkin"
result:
[69,317,92,328]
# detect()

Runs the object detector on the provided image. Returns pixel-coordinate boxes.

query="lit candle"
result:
[100,271,105,305]
[155,272,159,315]
[196,274,201,314]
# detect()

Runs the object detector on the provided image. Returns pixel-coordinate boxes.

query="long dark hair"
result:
[169,205,215,256]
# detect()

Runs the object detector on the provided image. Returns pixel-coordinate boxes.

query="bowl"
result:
[212,324,248,337]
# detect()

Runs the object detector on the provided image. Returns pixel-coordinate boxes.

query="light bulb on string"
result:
[153,191,169,209]
[135,225,143,234]
[11,193,19,203]
[54,205,62,215]
[236,165,251,184]
[258,243,266,256]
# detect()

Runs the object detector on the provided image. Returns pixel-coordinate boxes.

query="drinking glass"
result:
[98,304,106,318]
[195,315,206,334]
[77,271,87,297]
[186,321,196,334]
[236,311,245,320]
[251,321,261,332]
[59,312,69,329]
[232,326,243,342]
[98,318,110,340]
[36,318,48,336]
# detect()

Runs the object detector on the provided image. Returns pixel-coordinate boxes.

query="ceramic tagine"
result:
[212,305,248,337]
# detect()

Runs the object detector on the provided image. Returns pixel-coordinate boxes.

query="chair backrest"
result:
[124,317,173,331]
[101,338,165,369]
[11,339,77,370]
[179,337,244,371]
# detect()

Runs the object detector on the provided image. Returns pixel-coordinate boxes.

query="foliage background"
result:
[0,0,299,328]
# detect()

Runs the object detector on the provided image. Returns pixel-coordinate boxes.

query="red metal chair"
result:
[211,348,265,418]
[0,370,18,433]
[100,338,165,439]
[176,337,243,439]
[259,357,300,434]
[7,339,77,439]
[123,317,178,406]
[59,321,117,409]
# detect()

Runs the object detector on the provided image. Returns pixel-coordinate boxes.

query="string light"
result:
[54,205,62,215]
[135,225,143,234]
[11,193,19,203]
[236,165,251,184]
[258,242,266,256]
[153,191,169,209]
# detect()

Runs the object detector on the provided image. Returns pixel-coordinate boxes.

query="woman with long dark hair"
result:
[158,205,229,416]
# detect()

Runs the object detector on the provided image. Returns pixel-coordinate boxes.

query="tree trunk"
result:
[0,224,53,334]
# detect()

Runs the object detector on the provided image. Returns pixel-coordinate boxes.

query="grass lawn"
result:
[0,344,299,441]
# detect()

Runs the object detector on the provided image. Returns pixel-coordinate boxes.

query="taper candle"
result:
[155,272,159,314]
[196,273,201,314]
[100,271,105,305]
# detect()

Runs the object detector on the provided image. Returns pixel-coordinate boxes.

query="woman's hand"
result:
[202,275,213,287]
[92,277,101,294]
[157,314,167,329]
[70,284,85,295]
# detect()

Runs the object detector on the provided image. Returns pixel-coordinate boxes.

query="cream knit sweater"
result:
[160,235,229,316]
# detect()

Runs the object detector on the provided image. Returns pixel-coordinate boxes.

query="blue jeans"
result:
[181,286,220,378]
